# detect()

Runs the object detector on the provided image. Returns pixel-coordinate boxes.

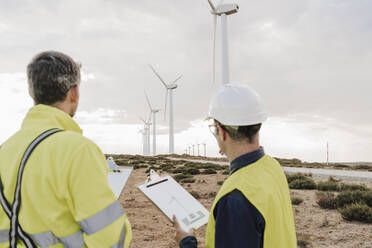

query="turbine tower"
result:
[203,143,207,157]
[148,64,182,155]
[145,92,160,156]
[139,115,152,156]
[206,0,239,85]
[138,128,146,155]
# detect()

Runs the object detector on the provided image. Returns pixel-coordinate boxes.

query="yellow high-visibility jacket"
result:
[205,155,297,248]
[0,104,132,247]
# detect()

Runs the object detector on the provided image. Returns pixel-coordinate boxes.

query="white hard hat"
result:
[206,84,267,126]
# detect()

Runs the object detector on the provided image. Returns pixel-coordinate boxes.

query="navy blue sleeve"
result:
[180,236,197,248]
[214,190,265,248]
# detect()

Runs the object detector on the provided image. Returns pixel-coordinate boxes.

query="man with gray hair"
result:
[0,51,132,248]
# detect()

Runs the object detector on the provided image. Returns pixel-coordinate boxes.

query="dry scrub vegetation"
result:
[106,154,372,248]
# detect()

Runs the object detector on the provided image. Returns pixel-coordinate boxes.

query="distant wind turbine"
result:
[148,64,182,155]
[145,92,160,156]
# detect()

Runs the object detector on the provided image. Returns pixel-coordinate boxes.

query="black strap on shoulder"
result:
[0,128,62,248]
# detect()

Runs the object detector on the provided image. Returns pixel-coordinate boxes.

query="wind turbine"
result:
[206,0,239,85]
[145,92,161,156]
[203,143,207,157]
[139,115,152,156]
[197,143,201,156]
[148,64,182,155]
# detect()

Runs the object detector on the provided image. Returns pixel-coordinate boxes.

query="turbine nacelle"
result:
[213,4,239,16]
[167,84,178,90]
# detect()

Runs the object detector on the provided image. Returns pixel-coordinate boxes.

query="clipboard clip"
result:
[146,170,168,188]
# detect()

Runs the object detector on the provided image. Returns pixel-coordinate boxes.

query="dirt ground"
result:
[117,162,372,248]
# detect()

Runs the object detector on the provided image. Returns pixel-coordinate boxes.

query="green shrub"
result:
[186,168,201,175]
[289,178,316,190]
[304,162,323,168]
[286,174,308,184]
[297,233,311,248]
[182,178,196,183]
[333,163,350,169]
[174,174,192,182]
[202,168,217,174]
[363,190,372,206]
[190,190,200,199]
[184,162,200,167]
[339,203,372,223]
[291,197,303,205]
[336,190,372,208]
[200,163,224,170]
[172,168,185,174]
[317,181,339,191]
[133,164,148,169]
[316,192,337,209]
[217,181,224,185]
[222,170,229,175]
[354,164,372,171]
[340,183,369,192]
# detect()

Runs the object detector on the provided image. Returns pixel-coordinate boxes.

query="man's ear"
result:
[69,85,79,104]
[217,125,227,141]
[28,86,34,98]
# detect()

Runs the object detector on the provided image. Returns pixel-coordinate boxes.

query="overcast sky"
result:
[1,0,371,162]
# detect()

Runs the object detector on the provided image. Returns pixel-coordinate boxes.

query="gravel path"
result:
[168,158,372,182]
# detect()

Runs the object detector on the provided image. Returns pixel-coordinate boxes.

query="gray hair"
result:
[27,51,81,105]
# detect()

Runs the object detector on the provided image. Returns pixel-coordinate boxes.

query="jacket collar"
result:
[21,104,82,134]
[230,146,265,174]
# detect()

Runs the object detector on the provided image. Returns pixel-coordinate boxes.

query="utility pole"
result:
[326,142,329,166]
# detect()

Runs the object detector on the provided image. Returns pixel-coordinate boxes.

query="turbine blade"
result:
[147,111,152,123]
[207,0,216,11]
[164,89,168,121]
[213,15,217,84]
[144,91,153,111]
[139,116,146,123]
[172,74,183,84]
[148,64,168,88]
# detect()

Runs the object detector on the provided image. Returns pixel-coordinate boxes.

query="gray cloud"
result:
[0,0,371,136]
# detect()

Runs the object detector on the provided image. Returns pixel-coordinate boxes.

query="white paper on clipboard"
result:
[138,170,209,232]
[107,157,133,198]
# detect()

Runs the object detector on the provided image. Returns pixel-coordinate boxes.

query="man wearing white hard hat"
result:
[174,84,297,248]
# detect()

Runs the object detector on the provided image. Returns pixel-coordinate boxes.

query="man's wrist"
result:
[179,235,197,248]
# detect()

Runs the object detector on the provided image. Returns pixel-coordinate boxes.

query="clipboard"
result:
[107,157,133,198]
[138,170,209,232]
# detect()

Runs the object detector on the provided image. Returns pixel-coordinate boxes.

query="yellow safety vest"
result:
[205,155,297,248]
[0,104,132,248]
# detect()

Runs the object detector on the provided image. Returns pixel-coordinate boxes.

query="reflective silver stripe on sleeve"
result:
[60,230,85,248]
[0,229,9,243]
[110,224,126,248]
[31,230,85,248]
[79,200,125,235]
[31,231,59,248]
